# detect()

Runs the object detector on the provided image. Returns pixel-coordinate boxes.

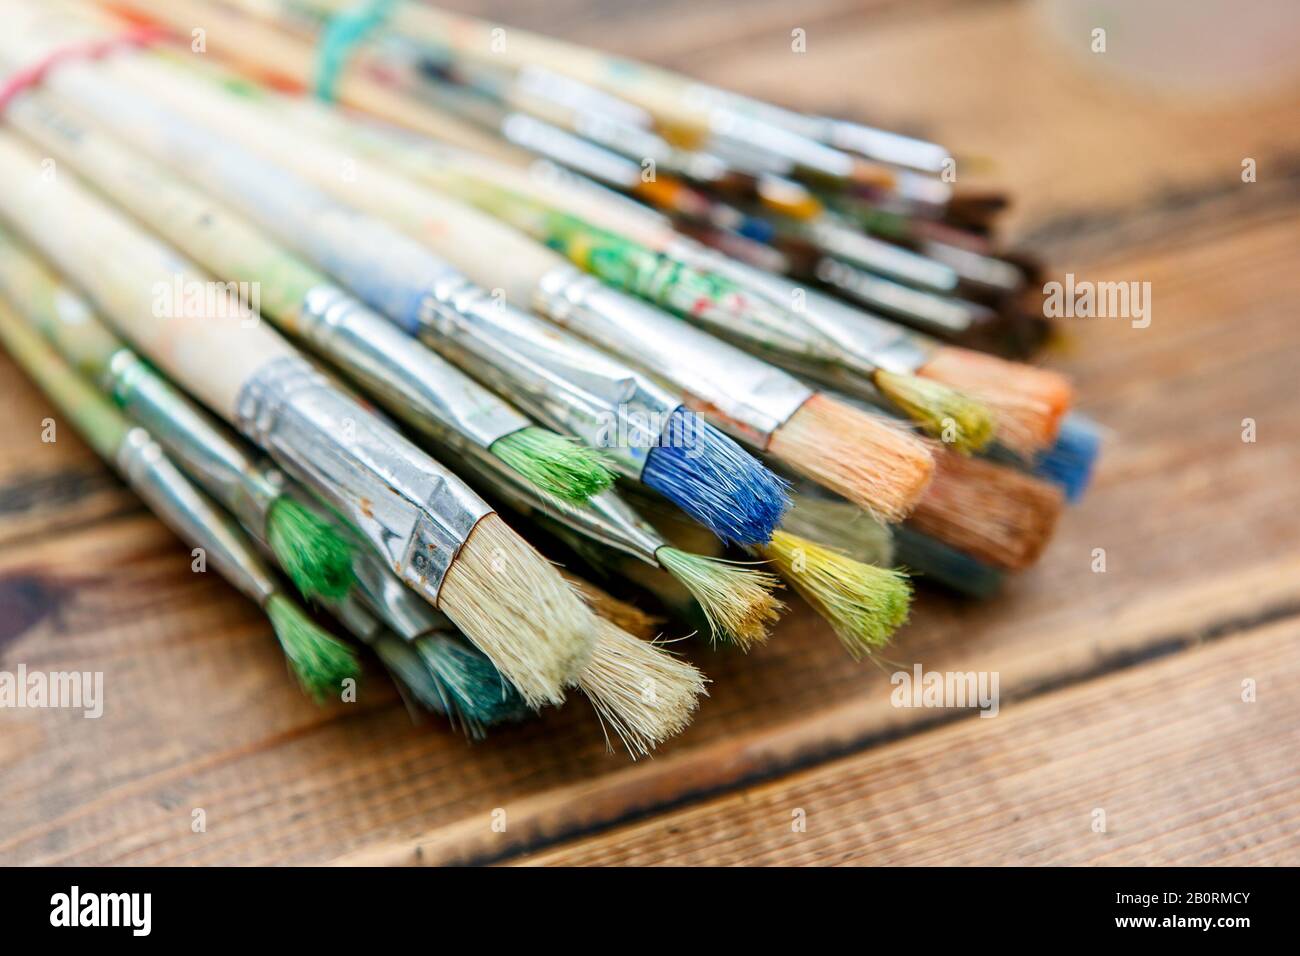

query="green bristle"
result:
[655,546,783,650]
[489,426,615,502]
[874,369,994,454]
[265,593,361,701]
[266,496,355,600]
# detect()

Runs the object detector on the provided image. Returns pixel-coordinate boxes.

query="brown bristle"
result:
[919,347,1074,457]
[768,393,934,522]
[907,450,1064,570]
[561,569,664,640]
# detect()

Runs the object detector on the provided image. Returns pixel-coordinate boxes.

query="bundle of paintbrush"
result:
[79,0,1095,486]
[94,0,1055,357]
[0,0,1094,755]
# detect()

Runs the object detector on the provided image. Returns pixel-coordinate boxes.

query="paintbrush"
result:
[1,80,616,507]
[15,41,789,549]
[0,223,357,603]
[623,485,911,660]
[89,0,1017,348]
[0,128,596,710]
[238,0,906,191]
[458,447,783,649]
[0,294,360,700]
[0,223,531,729]
[909,447,1064,572]
[293,478,705,754]
[285,116,1067,458]
[113,60,935,519]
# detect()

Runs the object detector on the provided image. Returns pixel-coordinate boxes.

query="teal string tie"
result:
[314,0,397,102]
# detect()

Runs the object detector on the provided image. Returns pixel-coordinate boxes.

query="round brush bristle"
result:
[576,618,708,758]
[264,593,360,701]
[414,632,531,727]
[759,530,911,659]
[918,347,1074,456]
[438,513,597,709]
[873,368,995,454]
[489,426,615,502]
[641,406,789,546]
[908,450,1064,570]
[768,393,934,522]
[656,546,784,649]
[266,496,355,600]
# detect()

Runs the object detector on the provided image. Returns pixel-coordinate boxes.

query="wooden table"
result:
[2,0,1299,866]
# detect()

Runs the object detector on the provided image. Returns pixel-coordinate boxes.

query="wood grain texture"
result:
[1,0,1298,865]
[510,618,1300,865]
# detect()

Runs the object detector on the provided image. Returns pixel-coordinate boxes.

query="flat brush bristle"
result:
[873,368,995,454]
[577,619,708,758]
[759,530,911,659]
[265,593,360,702]
[490,426,615,502]
[561,569,664,640]
[1033,412,1101,502]
[768,393,934,522]
[656,546,784,650]
[266,497,355,600]
[642,406,789,546]
[439,513,597,708]
[919,347,1073,456]
[908,450,1064,571]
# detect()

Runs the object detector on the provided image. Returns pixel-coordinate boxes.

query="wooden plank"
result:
[510,617,1300,865]
[2,0,1300,866]
[0,349,139,548]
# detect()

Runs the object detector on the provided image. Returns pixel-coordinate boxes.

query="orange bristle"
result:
[918,347,1074,457]
[768,393,934,522]
[908,450,1064,571]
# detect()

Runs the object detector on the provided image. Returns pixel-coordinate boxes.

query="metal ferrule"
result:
[804,219,959,294]
[318,592,385,646]
[410,273,679,480]
[105,347,283,534]
[462,443,664,566]
[665,239,933,375]
[499,111,645,189]
[814,256,978,337]
[824,120,950,174]
[114,426,277,608]
[707,107,856,181]
[536,265,813,448]
[279,484,452,644]
[297,285,529,450]
[234,355,491,605]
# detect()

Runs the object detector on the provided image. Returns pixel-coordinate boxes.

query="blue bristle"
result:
[1033,412,1101,503]
[641,407,789,546]
[738,217,776,244]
